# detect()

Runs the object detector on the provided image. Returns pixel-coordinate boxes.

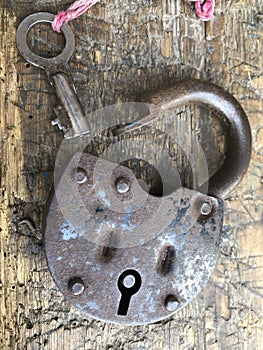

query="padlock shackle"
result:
[137,79,252,198]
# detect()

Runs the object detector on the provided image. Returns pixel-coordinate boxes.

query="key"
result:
[117,269,142,316]
[16,12,90,138]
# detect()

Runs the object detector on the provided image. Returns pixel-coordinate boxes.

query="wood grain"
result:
[0,0,262,349]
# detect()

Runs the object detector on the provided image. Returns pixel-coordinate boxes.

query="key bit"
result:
[53,106,70,134]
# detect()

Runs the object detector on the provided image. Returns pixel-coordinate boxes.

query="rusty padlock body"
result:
[45,80,251,325]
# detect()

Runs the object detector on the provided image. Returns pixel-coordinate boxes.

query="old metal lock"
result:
[44,81,251,325]
[17,13,252,325]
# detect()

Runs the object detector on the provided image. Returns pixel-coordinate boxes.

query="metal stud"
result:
[116,178,130,194]
[73,167,87,184]
[69,278,85,296]
[165,295,179,312]
[200,202,213,217]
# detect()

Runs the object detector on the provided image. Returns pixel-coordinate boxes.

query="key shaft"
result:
[52,72,90,137]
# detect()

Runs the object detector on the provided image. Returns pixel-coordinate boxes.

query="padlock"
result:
[44,80,251,325]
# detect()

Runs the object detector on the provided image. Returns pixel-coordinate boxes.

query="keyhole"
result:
[117,269,142,316]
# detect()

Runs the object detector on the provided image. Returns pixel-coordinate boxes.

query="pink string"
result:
[52,0,215,33]
[52,0,100,32]
[188,0,215,21]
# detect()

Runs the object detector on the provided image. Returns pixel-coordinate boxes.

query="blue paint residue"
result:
[211,218,217,231]
[98,190,111,207]
[168,205,190,229]
[119,212,136,231]
[127,122,136,128]
[86,301,100,311]
[180,197,189,206]
[200,226,209,236]
[120,222,136,231]
[95,206,105,213]
[60,222,77,241]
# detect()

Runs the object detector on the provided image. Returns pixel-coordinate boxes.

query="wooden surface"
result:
[0,0,262,349]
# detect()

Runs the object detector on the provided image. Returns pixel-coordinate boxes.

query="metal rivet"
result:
[73,167,87,184]
[69,278,85,296]
[201,202,213,216]
[165,295,179,312]
[116,178,130,194]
